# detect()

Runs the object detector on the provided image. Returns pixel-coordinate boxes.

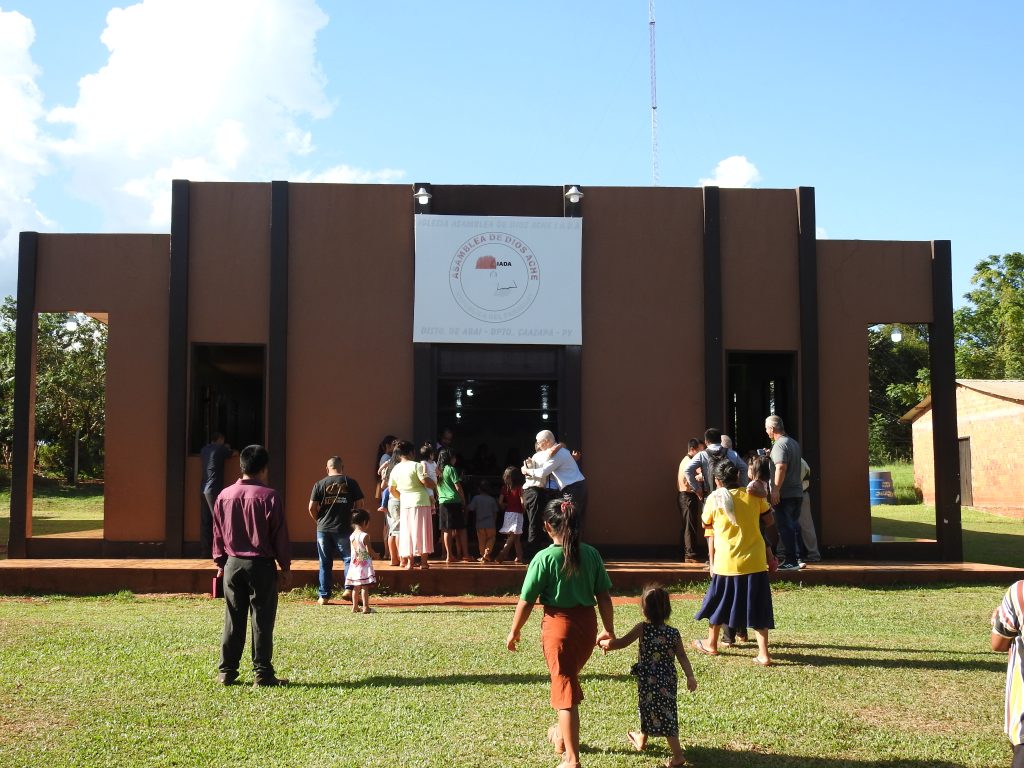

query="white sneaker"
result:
[316,596,327,606]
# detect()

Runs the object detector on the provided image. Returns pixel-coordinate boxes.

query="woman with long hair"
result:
[692,460,776,665]
[388,440,435,570]
[506,499,615,768]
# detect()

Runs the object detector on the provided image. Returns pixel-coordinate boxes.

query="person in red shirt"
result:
[212,445,291,687]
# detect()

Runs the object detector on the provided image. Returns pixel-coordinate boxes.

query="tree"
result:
[868,324,930,464]
[954,252,1024,379]
[0,298,107,480]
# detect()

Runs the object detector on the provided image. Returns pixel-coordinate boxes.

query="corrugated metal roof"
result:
[900,379,1024,423]
[957,379,1024,404]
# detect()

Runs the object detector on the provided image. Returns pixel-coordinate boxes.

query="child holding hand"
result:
[599,584,697,768]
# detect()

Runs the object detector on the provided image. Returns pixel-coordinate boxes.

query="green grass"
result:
[869,462,922,505]
[0,482,104,554]
[0,585,1009,767]
[872,503,1024,568]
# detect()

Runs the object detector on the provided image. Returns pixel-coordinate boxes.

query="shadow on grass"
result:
[873,516,1024,569]
[685,748,967,768]
[870,516,936,540]
[288,671,628,689]
[779,640,995,657]
[27,518,104,536]
[30,480,105,498]
[768,648,1003,672]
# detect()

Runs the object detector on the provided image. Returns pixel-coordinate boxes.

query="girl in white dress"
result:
[348,509,378,613]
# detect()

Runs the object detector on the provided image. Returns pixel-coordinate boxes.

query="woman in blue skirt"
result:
[692,461,776,666]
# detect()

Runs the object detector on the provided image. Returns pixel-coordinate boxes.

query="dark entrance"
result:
[726,351,799,455]
[189,344,266,453]
[415,343,581,491]
[437,378,557,489]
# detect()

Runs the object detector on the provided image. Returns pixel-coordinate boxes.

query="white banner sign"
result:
[414,215,583,345]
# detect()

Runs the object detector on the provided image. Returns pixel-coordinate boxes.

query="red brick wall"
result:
[912,387,1024,508]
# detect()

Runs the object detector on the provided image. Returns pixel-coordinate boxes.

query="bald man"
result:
[522,430,588,530]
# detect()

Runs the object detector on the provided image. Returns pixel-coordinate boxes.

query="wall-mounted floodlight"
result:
[891,328,903,343]
[414,187,432,205]
[564,186,584,204]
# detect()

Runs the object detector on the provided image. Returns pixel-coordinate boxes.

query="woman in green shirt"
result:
[507,499,615,768]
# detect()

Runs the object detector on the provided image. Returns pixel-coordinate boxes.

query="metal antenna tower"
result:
[649,0,659,186]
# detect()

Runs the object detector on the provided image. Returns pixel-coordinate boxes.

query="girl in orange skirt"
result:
[507,499,615,768]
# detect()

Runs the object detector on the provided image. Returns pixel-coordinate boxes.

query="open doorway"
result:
[867,323,935,543]
[437,378,557,492]
[29,312,107,541]
[189,344,266,453]
[727,352,798,456]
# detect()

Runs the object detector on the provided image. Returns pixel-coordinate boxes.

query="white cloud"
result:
[698,155,761,188]
[49,0,403,229]
[0,9,52,295]
[295,165,406,184]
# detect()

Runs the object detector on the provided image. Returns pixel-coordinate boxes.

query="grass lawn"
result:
[871,504,1024,568]
[0,482,104,555]
[0,584,1011,767]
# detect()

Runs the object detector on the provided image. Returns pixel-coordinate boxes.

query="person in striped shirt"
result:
[992,580,1024,767]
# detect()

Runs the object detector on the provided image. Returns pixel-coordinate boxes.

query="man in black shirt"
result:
[308,456,364,605]
[200,433,234,558]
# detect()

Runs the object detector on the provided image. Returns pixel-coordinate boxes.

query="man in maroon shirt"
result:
[212,445,291,687]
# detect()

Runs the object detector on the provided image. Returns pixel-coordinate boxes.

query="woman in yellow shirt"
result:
[692,461,776,665]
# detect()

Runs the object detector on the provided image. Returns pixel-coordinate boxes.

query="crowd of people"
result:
[204,418,1023,767]
[203,428,589,683]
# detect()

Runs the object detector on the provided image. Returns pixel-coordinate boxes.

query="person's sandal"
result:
[691,639,719,656]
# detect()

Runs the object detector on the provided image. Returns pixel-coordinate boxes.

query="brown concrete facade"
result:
[7,182,961,560]
[31,234,170,549]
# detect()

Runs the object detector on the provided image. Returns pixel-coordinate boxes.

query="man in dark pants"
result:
[521,441,557,562]
[212,445,291,687]
[766,415,805,571]
[677,438,705,563]
[199,432,233,557]
[523,429,588,527]
[308,456,364,606]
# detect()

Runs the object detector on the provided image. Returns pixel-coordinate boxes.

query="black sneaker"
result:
[216,672,238,686]
[777,562,802,571]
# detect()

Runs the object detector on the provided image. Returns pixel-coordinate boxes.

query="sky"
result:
[1,0,1021,306]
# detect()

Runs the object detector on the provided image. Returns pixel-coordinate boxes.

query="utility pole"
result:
[649,0,659,186]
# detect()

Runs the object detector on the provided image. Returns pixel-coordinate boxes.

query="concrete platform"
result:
[0,557,1021,596]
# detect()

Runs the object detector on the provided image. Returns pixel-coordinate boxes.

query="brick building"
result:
[905,380,1024,510]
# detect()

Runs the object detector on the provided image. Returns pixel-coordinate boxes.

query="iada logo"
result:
[449,232,540,323]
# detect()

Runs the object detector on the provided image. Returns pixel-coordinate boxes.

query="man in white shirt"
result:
[521,442,557,561]
[522,430,588,530]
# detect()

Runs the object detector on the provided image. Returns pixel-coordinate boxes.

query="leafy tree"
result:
[954,253,1024,379]
[0,298,107,480]
[868,324,930,464]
